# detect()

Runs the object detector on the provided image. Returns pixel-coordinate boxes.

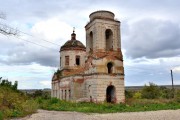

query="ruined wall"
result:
[51,80,59,98]
[84,55,123,74]
[95,75,124,103]
[54,76,85,101]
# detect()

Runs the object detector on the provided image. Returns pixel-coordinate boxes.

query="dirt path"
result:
[12,109,180,120]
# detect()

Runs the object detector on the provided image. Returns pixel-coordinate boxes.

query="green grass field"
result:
[37,97,180,113]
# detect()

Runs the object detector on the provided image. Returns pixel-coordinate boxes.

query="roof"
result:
[60,31,86,52]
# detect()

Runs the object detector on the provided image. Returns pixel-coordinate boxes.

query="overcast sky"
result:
[0,0,180,89]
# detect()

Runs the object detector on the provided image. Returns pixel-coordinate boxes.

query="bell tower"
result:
[85,10,121,53]
[85,10,123,75]
[84,10,124,103]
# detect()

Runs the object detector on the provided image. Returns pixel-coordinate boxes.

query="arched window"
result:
[107,62,113,74]
[105,29,113,51]
[89,31,93,52]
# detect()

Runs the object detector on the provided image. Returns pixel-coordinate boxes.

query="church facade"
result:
[51,10,125,103]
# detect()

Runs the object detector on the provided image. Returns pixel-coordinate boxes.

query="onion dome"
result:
[60,29,86,52]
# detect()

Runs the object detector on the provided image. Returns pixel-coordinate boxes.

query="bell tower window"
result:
[76,55,80,65]
[105,29,113,51]
[89,31,93,52]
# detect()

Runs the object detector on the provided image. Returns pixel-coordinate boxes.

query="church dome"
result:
[60,30,86,52]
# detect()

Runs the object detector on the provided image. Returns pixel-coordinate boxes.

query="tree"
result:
[0,12,18,35]
[0,77,18,91]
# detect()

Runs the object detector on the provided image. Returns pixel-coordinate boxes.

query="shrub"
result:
[21,100,38,115]
[29,90,51,99]
[133,92,142,99]
[0,78,38,119]
[159,86,174,99]
[141,83,160,99]
[50,97,59,104]
[175,89,180,102]
[125,90,133,99]
[0,77,18,91]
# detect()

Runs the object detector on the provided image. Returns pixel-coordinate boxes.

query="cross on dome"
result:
[71,27,76,40]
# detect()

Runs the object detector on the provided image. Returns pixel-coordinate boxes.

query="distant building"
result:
[51,10,125,103]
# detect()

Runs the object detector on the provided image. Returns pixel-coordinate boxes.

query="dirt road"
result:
[12,109,180,120]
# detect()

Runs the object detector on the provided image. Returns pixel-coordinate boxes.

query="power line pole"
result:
[170,70,174,98]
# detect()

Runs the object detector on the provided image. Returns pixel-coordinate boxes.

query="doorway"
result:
[106,85,115,103]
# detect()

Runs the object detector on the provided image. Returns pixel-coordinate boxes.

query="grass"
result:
[0,111,3,120]
[1,82,180,119]
[1,95,180,119]
[37,97,180,113]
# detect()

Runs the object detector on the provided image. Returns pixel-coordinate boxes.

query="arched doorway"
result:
[106,85,115,103]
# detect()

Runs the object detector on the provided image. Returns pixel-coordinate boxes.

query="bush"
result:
[21,100,38,115]
[0,77,18,91]
[29,90,51,99]
[133,92,142,99]
[141,83,160,99]
[159,86,174,99]
[125,90,133,99]
[175,89,180,102]
[49,97,59,104]
[0,78,38,119]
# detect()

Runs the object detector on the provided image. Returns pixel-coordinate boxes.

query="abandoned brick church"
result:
[51,10,125,103]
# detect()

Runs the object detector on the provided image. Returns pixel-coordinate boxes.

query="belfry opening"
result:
[107,62,113,74]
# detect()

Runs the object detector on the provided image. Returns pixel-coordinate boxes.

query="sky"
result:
[0,0,180,89]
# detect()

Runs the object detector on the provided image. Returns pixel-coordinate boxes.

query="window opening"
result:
[65,90,67,100]
[61,90,63,99]
[65,56,69,66]
[89,31,93,52]
[76,55,80,65]
[105,29,113,51]
[69,90,71,99]
[107,62,113,73]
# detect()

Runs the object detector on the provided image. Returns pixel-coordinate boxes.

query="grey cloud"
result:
[15,49,58,67]
[0,41,59,67]
[0,0,92,21]
[1,0,179,20]
[122,19,180,59]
